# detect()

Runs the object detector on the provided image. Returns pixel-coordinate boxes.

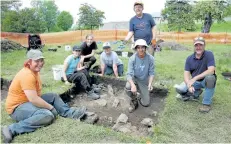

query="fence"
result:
[1,30,231,46]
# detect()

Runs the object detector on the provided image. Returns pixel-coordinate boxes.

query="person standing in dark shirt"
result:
[124,1,157,56]
[80,34,97,70]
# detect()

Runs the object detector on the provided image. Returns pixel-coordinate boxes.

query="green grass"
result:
[1,43,231,142]
[158,21,231,32]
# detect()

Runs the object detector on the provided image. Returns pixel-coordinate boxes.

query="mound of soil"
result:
[158,41,189,51]
[1,38,25,52]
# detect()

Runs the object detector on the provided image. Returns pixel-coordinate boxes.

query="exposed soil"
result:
[0,76,168,137]
[1,38,25,52]
[68,76,168,136]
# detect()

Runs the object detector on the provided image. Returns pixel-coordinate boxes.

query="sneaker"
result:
[199,104,211,113]
[87,90,100,100]
[128,99,139,113]
[84,62,90,69]
[71,106,87,119]
[174,84,187,95]
[1,126,13,143]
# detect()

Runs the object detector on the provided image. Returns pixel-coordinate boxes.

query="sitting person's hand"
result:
[98,73,103,77]
[65,81,71,86]
[50,107,58,118]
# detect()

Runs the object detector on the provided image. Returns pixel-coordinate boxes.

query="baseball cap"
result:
[133,39,148,49]
[134,1,144,7]
[27,50,45,60]
[194,37,205,45]
[103,42,111,49]
[72,45,81,51]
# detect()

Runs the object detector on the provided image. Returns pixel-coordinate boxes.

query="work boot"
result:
[83,111,99,124]
[70,106,87,119]
[128,99,139,113]
[199,104,211,113]
[84,62,90,69]
[86,90,100,100]
[91,84,101,93]
[1,126,13,143]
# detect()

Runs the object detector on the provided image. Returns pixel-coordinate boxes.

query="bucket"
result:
[122,52,128,57]
[65,45,71,51]
[52,65,63,80]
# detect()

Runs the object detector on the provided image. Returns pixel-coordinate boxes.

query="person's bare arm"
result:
[125,31,134,41]
[63,62,69,81]
[193,66,215,81]
[77,56,86,71]
[184,71,191,86]
[112,64,119,77]
[152,26,157,40]
[24,90,53,110]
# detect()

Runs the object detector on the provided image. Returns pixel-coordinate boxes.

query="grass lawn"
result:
[158,21,231,33]
[1,42,231,143]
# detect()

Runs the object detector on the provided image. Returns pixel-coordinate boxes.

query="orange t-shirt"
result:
[5,67,42,114]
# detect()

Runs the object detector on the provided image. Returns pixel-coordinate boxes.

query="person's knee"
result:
[34,109,54,126]
[125,82,131,90]
[91,57,96,63]
[205,75,216,88]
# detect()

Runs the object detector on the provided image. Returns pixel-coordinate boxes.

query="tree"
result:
[31,0,59,32]
[1,0,22,23]
[193,0,231,33]
[77,3,105,30]
[1,10,20,32]
[57,11,73,31]
[161,0,196,32]
[1,8,46,33]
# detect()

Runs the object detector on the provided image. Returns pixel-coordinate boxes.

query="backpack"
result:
[27,34,43,51]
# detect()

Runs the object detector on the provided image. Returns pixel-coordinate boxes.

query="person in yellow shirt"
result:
[2,50,87,143]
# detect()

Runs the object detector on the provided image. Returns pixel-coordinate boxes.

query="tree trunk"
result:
[201,12,212,33]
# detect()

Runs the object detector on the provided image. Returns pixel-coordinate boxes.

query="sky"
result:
[21,0,166,23]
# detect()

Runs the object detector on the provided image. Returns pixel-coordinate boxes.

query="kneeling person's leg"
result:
[202,75,216,105]
[136,81,150,107]
[118,64,124,76]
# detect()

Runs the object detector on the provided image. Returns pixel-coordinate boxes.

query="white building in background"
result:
[99,12,162,30]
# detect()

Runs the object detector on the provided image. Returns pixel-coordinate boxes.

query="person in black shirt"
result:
[80,34,97,70]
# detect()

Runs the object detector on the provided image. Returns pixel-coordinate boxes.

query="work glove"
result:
[151,39,157,48]
[50,107,58,118]
[122,40,128,45]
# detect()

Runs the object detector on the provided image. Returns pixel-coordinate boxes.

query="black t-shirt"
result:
[80,41,98,56]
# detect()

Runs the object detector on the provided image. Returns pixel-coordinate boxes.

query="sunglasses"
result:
[194,37,204,41]
[74,50,81,52]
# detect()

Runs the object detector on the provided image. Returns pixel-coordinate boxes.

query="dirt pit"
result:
[68,77,168,136]
[0,77,168,137]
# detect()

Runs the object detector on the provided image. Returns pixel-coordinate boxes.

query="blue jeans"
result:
[104,64,123,76]
[177,76,215,105]
[8,93,79,136]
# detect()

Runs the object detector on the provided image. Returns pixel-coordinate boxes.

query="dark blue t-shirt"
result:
[129,13,155,45]
[185,50,215,79]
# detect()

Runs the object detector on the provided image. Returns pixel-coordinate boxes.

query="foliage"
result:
[31,0,59,32]
[77,3,105,30]
[161,0,196,32]
[57,11,73,31]
[193,0,231,33]
[1,8,46,33]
